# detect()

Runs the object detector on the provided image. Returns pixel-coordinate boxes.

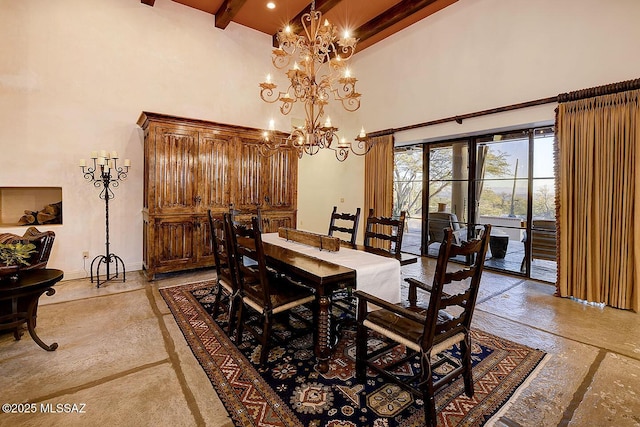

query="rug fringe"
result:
[484,353,551,426]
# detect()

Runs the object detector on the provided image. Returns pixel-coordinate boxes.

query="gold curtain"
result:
[364,134,394,249]
[556,89,640,311]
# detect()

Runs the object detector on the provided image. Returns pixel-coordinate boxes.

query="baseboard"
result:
[60,262,143,281]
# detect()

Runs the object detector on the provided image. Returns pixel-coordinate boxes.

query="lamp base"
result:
[90,253,126,288]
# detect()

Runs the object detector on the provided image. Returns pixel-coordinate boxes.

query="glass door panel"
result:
[394,146,423,255]
[475,133,529,274]
[529,127,557,281]
[426,141,469,257]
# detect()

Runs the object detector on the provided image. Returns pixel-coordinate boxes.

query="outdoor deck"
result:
[402,227,557,283]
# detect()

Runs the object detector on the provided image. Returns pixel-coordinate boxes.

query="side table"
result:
[0,268,64,351]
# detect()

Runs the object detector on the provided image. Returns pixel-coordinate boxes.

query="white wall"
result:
[351,0,640,144]
[0,0,278,279]
[2,0,639,279]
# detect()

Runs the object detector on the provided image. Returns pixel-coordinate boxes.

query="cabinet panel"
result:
[237,140,263,208]
[264,149,297,208]
[154,217,196,269]
[262,211,296,233]
[153,127,199,214]
[199,132,233,210]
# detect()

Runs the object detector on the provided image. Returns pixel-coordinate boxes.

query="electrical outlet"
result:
[82,251,89,259]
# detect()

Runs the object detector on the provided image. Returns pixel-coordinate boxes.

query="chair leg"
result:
[420,356,438,427]
[212,282,223,319]
[355,319,367,381]
[235,303,245,345]
[227,294,238,337]
[462,334,474,397]
[260,313,272,366]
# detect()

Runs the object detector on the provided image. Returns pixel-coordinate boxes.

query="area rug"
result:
[161,281,547,427]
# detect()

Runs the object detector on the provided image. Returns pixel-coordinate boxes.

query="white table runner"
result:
[262,233,401,304]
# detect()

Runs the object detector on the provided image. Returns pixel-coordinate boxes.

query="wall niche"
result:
[0,187,63,227]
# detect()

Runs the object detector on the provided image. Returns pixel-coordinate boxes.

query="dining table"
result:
[260,232,401,373]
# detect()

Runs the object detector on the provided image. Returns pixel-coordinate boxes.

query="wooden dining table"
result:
[260,233,401,373]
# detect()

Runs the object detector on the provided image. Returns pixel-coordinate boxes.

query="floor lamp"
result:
[79,151,130,287]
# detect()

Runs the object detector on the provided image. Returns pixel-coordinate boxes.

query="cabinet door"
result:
[236,139,263,209]
[263,148,297,209]
[195,214,215,265]
[236,137,298,210]
[198,132,233,212]
[262,211,296,233]
[153,216,197,270]
[151,127,199,214]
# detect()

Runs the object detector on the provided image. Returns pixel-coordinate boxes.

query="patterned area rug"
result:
[161,281,547,427]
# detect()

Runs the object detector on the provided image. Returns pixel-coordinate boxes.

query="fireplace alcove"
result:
[0,187,63,227]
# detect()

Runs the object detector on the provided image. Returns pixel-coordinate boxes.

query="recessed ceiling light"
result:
[266,2,276,9]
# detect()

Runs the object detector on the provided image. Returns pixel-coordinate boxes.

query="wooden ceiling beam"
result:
[215,0,249,29]
[355,0,441,44]
[141,0,155,6]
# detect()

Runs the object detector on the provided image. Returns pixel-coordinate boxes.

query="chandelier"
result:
[258,1,374,162]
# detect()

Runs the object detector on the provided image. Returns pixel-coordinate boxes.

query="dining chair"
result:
[228,203,264,232]
[227,215,316,366]
[354,224,491,427]
[328,206,361,247]
[207,210,239,335]
[363,208,407,259]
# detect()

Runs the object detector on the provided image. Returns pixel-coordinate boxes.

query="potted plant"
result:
[0,242,37,282]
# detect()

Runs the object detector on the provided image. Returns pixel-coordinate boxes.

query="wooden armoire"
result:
[137,112,298,279]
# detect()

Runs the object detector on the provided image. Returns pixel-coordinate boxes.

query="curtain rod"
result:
[557,77,640,102]
[368,96,558,138]
[369,77,640,138]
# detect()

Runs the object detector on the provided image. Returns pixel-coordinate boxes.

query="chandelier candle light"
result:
[259,0,373,161]
[79,151,130,287]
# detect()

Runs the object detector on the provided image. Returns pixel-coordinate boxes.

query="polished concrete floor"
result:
[1,259,639,426]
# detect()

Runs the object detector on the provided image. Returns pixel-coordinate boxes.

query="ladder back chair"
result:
[328,206,361,247]
[226,215,316,366]
[363,209,406,259]
[355,224,491,427]
[208,211,239,335]
[229,203,264,232]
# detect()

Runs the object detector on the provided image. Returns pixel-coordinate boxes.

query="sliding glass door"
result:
[393,146,423,255]
[425,141,469,257]
[394,126,557,281]
[475,132,528,274]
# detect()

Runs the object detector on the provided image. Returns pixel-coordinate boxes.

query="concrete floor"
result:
[1,260,639,426]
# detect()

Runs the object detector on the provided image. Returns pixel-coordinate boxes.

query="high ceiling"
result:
[141,0,458,52]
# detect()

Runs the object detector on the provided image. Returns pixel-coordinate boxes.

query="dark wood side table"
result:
[0,269,64,351]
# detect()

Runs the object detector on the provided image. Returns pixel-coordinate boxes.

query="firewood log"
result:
[37,212,57,224]
[18,213,36,225]
[42,204,60,216]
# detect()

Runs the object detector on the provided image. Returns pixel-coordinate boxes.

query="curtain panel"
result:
[364,135,394,249]
[556,89,640,311]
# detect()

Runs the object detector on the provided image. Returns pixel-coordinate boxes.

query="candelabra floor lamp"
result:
[79,151,130,287]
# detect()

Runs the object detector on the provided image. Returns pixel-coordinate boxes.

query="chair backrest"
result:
[208,210,236,289]
[228,203,264,232]
[328,206,361,246]
[421,224,491,351]
[225,214,273,310]
[363,209,406,258]
[428,212,460,244]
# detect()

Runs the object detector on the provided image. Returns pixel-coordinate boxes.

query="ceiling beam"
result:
[215,0,248,29]
[271,0,343,47]
[355,0,441,44]
[141,0,155,6]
